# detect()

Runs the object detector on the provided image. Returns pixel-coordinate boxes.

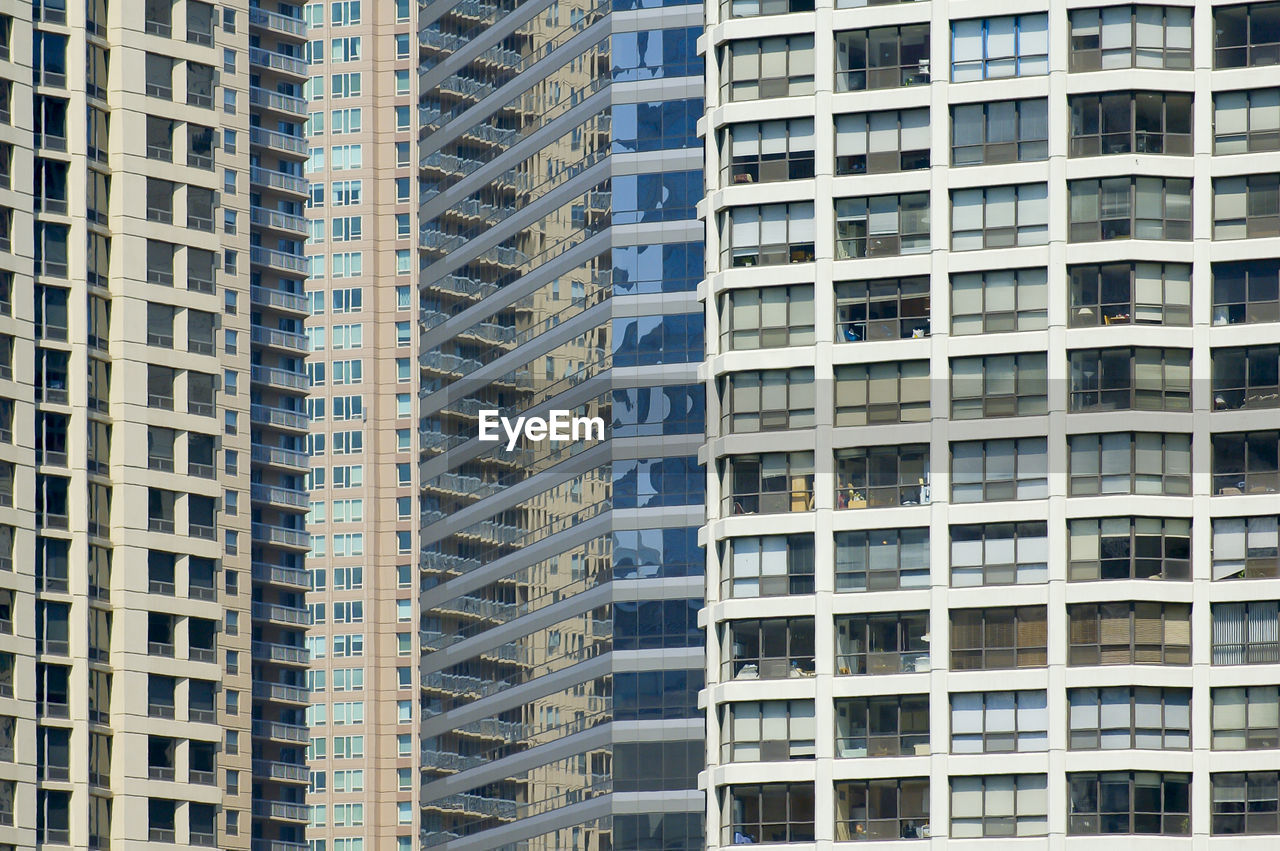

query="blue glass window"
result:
[612,99,702,153]
[613,385,704,436]
[613,456,704,508]
[613,527,703,579]
[613,242,703,294]
[612,314,704,366]
[613,170,702,224]
[615,599,702,650]
[612,27,702,80]
[615,669,704,719]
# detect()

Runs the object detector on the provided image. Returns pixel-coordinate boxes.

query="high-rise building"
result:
[415,2,707,848]
[0,0,309,847]
[298,0,421,847]
[703,0,1280,846]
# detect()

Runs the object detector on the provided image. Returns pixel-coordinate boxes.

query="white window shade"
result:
[789,204,815,243]
[1251,89,1280,133]
[1248,687,1280,728]
[868,111,898,153]
[760,121,787,156]
[1017,14,1048,64]
[760,204,787,245]
[1016,692,1048,733]
[789,118,815,151]
[731,207,761,249]
[1213,688,1247,730]
[1016,530,1048,564]
[731,124,761,158]
[951,534,983,567]
[900,109,929,149]
[951,777,984,818]
[986,17,1016,60]
[835,114,867,155]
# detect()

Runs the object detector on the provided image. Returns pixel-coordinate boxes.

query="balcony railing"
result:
[249,245,307,275]
[250,285,308,314]
[248,46,307,77]
[247,6,306,37]
[249,126,306,156]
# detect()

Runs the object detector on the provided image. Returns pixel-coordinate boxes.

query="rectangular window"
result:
[722,701,815,761]
[834,360,929,426]
[1212,430,1280,495]
[1213,772,1280,835]
[1213,515,1280,579]
[951,14,1049,81]
[722,452,814,515]
[722,617,814,680]
[1214,88,1280,154]
[951,268,1047,334]
[835,444,930,509]
[1069,5,1192,71]
[951,522,1048,586]
[835,25,930,91]
[1070,517,1191,581]
[1070,91,1192,157]
[950,352,1047,419]
[835,611,929,675]
[1214,259,1280,325]
[723,0,813,18]
[1068,602,1192,665]
[1067,772,1190,835]
[951,98,1048,165]
[1212,686,1280,749]
[1068,177,1192,241]
[1215,2,1280,68]
[1068,347,1191,412]
[723,118,815,184]
[721,534,814,598]
[951,774,1048,838]
[721,35,814,102]
[722,203,815,267]
[835,695,928,758]
[834,108,930,175]
[721,368,814,433]
[724,784,815,845]
[951,437,1048,503]
[1068,432,1191,496]
[950,606,1048,670]
[834,779,929,840]
[1212,345,1280,411]
[1212,601,1280,664]
[1069,262,1191,326]
[951,691,1048,753]
[835,528,928,592]
[835,277,930,343]
[835,192,930,258]
[1068,687,1190,750]
[1214,174,1280,239]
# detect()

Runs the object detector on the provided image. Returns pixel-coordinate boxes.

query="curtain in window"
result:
[1248,601,1280,662]
[1215,603,1247,665]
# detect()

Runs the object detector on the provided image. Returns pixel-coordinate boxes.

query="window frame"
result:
[1068,686,1191,750]
[951,183,1049,250]
[951,98,1049,166]
[1067,601,1192,665]
[950,606,1048,671]
[722,617,816,680]
[835,694,929,758]
[833,360,930,426]
[1069,261,1192,327]
[950,437,1049,503]
[1214,88,1280,154]
[722,451,815,515]
[950,690,1048,754]
[1212,686,1280,750]
[950,774,1048,838]
[1069,516,1191,581]
[721,534,816,598]
[835,192,930,259]
[722,118,816,185]
[721,368,815,433]
[1068,176,1192,242]
[1212,515,1280,579]
[950,521,1049,587]
[951,268,1048,334]
[1069,91,1193,157]
[834,443,930,509]
[951,14,1050,81]
[722,203,816,267]
[1069,5,1192,71]
[1212,772,1280,835]
[720,285,815,351]
[722,35,816,102]
[1067,346,1191,412]
[834,276,930,342]
[1068,431,1192,496]
[724,783,815,845]
[834,108,930,175]
[1212,430,1280,495]
[950,352,1048,419]
[1067,771,1191,836]
[835,25,931,92]
[835,527,929,592]
[721,700,816,762]
[835,611,929,675]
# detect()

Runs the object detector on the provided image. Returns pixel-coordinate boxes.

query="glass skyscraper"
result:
[417,1,706,848]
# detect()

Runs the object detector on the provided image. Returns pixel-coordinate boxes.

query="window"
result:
[1068,687,1190,750]
[331,35,360,61]
[1213,430,1280,495]
[1068,347,1191,412]
[1215,174,1280,239]
[950,353,1047,419]
[951,268,1046,335]
[1069,262,1191,327]
[834,779,929,841]
[1214,259,1280,325]
[951,99,1047,168]
[953,184,1048,249]
[951,691,1048,753]
[1213,345,1280,412]
[721,35,814,102]
[1067,602,1191,665]
[835,192,930,259]
[1070,92,1192,157]
[834,277,930,342]
[722,452,814,515]
[723,784,814,845]
[951,437,1048,503]
[1216,2,1280,68]
[722,0,813,19]
[1069,432,1191,496]
[720,285,814,350]
[951,14,1049,81]
[1213,601,1280,664]
[835,528,928,591]
[1069,176,1192,241]
[1069,5,1192,71]
[721,701,815,761]
[835,611,929,675]
[1067,772,1190,835]
[1212,686,1280,749]
[951,775,1047,838]
[835,444,929,509]
[951,606,1048,670]
[1213,515,1280,579]
[723,119,815,184]
[721,203,815,266]
[951,522,1048,586]
[722,617,814,680]
[835,695,928,758]
[1214,88,1280,154]
[721,534,814,598]
[833,360,929,425]
[1070,517,1190,581]
[721,368,813,433]
[834,109,929,175]
[835,25,930,91]
[1213,772,1280,835]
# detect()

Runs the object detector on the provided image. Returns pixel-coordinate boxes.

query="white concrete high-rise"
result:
[702,0,1280,845]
